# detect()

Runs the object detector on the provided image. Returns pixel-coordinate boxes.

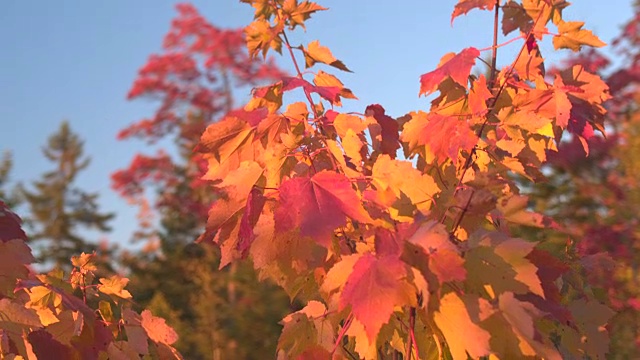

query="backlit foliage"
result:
[195,0,616,358]
[0,201,182,359]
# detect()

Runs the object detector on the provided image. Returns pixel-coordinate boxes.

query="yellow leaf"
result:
[98,275,132,300]
[304,40,352,72]
[553,21,606,52]
[434,293,492,360]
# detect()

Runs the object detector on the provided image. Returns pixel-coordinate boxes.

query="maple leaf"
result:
[567,299,614,358]
[407,221,466,284]
[97,275,132,300]
[245,19,283,58]
[122,308,149,355]
[70,252,97,273]
[141,310,179,345]
[468,74,492,115]
[495,238,544,298]
[451,0,496,23]
[495,292,562,359]
[495,195,559,230]
[365,104,400,158]
[419,47,480,96]
[198,161,264,266]
[340,254,415,342]
[553,21,606,52]
[0,239,34,295]
[28,331,74,360]
[0,298,42,331]
[282,0,327,30]
[302,40,352,72]
[237,187,266,257]
[275,171,373,246]
[434,293,492,359]
[501,1,533,35]
[401,112,477,164]
[313,71,358,105]
[278,301,334,357]
[0,201,27,242]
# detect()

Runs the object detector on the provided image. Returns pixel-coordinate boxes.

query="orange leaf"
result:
[434,293,492,359]
[340,254,415,342]
[419,47,479,96]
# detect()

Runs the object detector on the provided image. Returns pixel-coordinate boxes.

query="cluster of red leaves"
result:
[112,3,285,230]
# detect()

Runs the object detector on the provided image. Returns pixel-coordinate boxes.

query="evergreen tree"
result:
[22,121,114,268]
[0,150,21,209]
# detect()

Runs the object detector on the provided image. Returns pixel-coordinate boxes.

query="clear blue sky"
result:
[0,0,631,249]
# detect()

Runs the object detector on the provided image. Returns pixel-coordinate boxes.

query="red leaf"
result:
[408,221,466,284]
[419,47,480,96]
[28,330,74,359]
[0,201,27,243]
[282,77,342,104]
[365,104,400,158]
[403,112,477,164]
[340,254,413,342]
[526,249,569,302]
[237,187,266,256]
[451,0,496,23]
[468,75,492,115]
[275,171,373,245]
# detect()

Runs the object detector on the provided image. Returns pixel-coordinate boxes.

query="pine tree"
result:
[0,150,21,209]
[22,121,114,268]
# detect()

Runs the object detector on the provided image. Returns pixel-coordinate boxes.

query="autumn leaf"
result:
[0,201,27,242]
[245,19,283,58]
[501,1,533,35]
[28,331,74,360]
[493,292,562,359]
[407,221,466,284]
[340,254,415,342]
[302,40,352,72]
[468,74,493,115]
[434,293,492,359]
[370,155,440,217]
[401,112,477,164]
[420,47,480,96]
[313,71,358,105]
[97,275,132,300]
[451,0,496,23]
[0,239,34,295]
[141,310,179,345]
[365,104,400,158]
[27,285,62,309]
[0,298,42,333]
[275,171,373,245]
[553,21,606,52]
[282,0,327,30]
[237,187,266,257]
[567,299,614,358]
[122,308,149,355]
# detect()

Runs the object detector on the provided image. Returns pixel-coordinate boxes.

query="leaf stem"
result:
[447,4,549,233]
[332,312,354,355]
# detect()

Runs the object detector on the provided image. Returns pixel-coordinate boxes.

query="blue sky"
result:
[0,0,631,248]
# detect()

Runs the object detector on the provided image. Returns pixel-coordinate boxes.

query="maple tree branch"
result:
[451,189,475,235]
[490,0,500,88]
[280,29,339,172]
[448,4,548,228]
